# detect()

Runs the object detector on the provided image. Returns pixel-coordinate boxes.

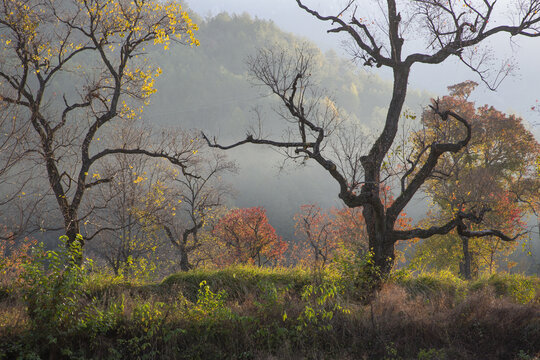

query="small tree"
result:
[151,151,235,271]
[204,0,540,289]
[0,232,36,287]
[85,130,173,275]
[212,207,287,267]
[0,0,199,253]
[293,204,337,268]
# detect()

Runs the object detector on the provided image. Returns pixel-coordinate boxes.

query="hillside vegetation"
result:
[1,244,538,360]
[148,12,430,134]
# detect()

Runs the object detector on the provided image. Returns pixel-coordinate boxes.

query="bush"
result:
[470,273,539,304]
[393,270,467,302]
[19,235,122,357]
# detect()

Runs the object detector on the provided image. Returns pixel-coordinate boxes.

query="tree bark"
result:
[358,67,410,284]
[459,235,472,279]
[179,246,190,272]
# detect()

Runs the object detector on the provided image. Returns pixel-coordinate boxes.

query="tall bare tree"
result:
[204,0,540,286]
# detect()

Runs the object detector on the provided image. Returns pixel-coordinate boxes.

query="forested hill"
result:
[143,11,431,241]
[148,12,430,134]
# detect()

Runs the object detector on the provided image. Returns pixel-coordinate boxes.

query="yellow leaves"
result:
[123,66,162,99]
[5,39,11,45]
[93,173,101,179]
[141,75,156,96]
[133,176,145,184]
[120,100,141,120]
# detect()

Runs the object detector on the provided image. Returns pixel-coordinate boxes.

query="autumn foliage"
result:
[412,82,539,277]
[0,233,36,287]
[212,207,287,267]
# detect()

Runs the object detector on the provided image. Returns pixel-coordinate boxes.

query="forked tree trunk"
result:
[179,247,190,272]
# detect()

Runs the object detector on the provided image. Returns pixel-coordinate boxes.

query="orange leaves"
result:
[293,204,338,268]
[212,207,287,267]
[411,81,539,273]
[0,235,36,286]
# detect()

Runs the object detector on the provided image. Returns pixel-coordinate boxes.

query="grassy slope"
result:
[1,266,539,360]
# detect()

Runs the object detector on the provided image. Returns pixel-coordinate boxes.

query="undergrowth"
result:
[0,247,538,360]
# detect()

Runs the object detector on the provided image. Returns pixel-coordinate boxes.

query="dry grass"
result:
[0,295,28,337]
[360,284,540,359]
[0,268,538,359]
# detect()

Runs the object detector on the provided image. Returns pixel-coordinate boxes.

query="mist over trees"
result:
[1,3,540,358]
[203,0,540,287]
[0,1,539,279]
[145,11,431,245]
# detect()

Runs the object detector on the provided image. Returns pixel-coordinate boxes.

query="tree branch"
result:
[388,100,471,220]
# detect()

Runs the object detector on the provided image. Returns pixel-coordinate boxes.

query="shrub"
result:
[470,273,539,304]
[19,235,122,356]
[394,270,467,302]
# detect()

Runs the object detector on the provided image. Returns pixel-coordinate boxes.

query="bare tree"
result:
[84,125,181,275]
[0,103,31,237]
[203,0,540,287]
[293,204,335,269]
[155,151,235,271]
[0,0,200,252]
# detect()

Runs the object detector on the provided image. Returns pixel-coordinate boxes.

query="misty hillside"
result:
[2,2,540,358]
[142,12,431,241]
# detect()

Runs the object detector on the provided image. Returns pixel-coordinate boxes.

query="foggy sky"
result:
[185,0,540,138]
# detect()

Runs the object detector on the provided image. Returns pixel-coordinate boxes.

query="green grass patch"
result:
[470,273,540,304]
[160,265,314,301]
[392,269,467,301]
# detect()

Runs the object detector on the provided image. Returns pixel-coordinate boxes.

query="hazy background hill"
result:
[142,12,431,243]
